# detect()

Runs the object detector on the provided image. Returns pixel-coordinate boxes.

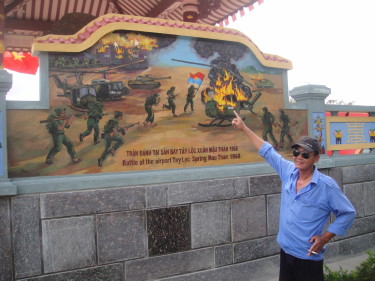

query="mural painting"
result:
[7,18,308,178]
[326,116,375,151]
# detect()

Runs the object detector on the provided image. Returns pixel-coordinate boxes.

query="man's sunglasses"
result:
[292,149,311,159]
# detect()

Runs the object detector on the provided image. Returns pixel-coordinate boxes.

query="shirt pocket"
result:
[293,199,323,221]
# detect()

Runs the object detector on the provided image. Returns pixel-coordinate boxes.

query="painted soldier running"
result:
[79,101,103,144]
[279,109,294,149]
[144,93,160,127]
[163,86,178,117]
[45,107,81,165]
[261,106,278,148]
[98,111,125,167]
[184,85,197,113]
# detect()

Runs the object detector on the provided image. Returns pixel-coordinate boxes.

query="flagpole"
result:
[193,76,205,98]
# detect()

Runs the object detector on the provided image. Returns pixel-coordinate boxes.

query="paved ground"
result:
[324,248,375,272]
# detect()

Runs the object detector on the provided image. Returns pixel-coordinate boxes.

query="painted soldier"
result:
[279,109,294,149]
[98,111,125,167]
[261,106,278,148]
[45,107,81,164]
[79,101,103,144]
[184,85,197,113]
[144,93,160,127]
[369,129,375,143]
[163,86,178,117]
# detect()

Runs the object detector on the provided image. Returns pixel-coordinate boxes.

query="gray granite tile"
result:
[338,232,375,256]
[364,181,375,216]
[342,165,370,184]
[232,196,267,242]
[191,201,231,248]
[234,236,279,263]
[41,186,145,218]
[97,210,146,264]
[233,177,249,198]
[344,183,364,218]
[11,195,41,279]
[168,179,235,205]
[250,174,281,196]
[42,216,96,273]
[23,263,124,281]
[146,184,167,208]
[367,164,375,181]
[324,241,340,260]
[345,215,375,238]
[328,167,343,190]
[125,248,213,281]
[215,244,233,267]
[0,198,12,281]
[267,193,281,235]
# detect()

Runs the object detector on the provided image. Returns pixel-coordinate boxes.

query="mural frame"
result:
[326,116,375,151]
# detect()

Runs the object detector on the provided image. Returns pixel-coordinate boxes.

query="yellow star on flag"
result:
[12,52,25,61]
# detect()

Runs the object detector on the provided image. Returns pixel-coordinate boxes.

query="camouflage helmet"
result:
[114,111,123,119]
[54,107,66,115]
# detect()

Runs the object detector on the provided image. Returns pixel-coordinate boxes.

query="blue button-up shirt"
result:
[259,142,356,260]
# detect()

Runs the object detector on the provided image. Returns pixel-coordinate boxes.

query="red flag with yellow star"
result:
[3,51,39,75]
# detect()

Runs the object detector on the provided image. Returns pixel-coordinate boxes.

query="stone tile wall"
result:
[0,164,374,281]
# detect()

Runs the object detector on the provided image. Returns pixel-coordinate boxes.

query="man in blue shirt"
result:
[232,111,355,281]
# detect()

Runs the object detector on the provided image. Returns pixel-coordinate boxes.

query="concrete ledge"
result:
[7,154,375,195]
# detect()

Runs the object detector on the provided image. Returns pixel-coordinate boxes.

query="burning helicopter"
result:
[172,58,262,127]
[199,83,261,127]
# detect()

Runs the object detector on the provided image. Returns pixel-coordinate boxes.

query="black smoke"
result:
[194,39,252,99]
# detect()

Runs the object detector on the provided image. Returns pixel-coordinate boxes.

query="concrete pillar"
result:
[0,69,17,196]
[289,84,330,153]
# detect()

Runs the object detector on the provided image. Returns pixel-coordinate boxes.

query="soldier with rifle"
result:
[144,93,160,127]
[261,106,278,149]
[278,109,295,149]
[79,101,104,144]
[98,111,138,167]
[184,85,198,113]
[45,107,81,165]
[163,86,179,117]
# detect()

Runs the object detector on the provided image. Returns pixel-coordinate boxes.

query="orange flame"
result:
[213,70,248,111]
[99,33,159,59]
[115,46,124,58]
[97,45,107,53]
